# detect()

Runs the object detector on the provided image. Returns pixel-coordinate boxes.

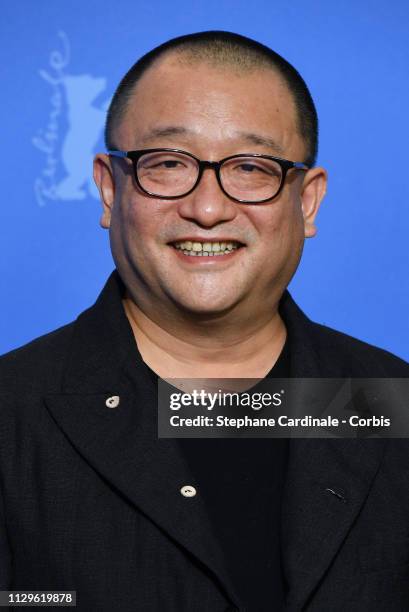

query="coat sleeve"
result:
[0,482,12,588]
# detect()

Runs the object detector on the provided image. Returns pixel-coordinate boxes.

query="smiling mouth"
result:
[170,240,243,257]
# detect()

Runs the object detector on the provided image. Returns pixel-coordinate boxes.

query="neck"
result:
[123,293,287,378]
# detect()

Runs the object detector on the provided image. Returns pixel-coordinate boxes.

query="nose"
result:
[176,166,238,228]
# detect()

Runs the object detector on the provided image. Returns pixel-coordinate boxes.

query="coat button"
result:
[180,485,197,498]
[105,395,120,408]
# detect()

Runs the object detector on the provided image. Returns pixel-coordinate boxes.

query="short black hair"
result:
[105,31,318,166]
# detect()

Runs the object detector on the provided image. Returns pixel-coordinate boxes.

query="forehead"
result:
[115,54,303,158]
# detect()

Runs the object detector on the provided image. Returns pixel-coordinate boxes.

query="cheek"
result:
[249,198,304,251]
[113,193,161,245]
[109,196,147,270]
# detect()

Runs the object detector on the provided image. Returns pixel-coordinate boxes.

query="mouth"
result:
[170,240,244,257]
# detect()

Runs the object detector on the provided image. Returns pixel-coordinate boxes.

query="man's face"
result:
[95,54,326,320]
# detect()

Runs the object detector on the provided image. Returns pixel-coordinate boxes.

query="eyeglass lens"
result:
[136,151,283,201]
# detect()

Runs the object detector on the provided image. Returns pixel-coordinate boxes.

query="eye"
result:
[140,155,190,171]
[234,162,274,176]
[145,159,183,170]
[237,162,262,173]
[156,160,183,169]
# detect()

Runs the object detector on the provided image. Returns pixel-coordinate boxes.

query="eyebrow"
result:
[139,126,191,144]
[236,131,285,156]
[138,126,285,156]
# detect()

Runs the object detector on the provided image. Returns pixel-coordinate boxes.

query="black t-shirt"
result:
[179,341,290,611]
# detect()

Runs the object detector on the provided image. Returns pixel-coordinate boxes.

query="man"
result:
[1,31,408,611]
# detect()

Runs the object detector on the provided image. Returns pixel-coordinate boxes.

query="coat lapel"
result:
[279,293,386,610]
[282,437,385,610]
[44,272,240,609]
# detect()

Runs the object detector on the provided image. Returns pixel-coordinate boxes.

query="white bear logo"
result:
[33,32,110,206]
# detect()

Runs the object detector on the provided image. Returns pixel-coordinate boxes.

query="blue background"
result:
[1,0,408,359]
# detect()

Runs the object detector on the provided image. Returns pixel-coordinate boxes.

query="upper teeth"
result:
[173,241,239,253]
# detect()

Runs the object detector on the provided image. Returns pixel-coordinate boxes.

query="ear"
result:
[93,154,115,229]
[300,167,327,238]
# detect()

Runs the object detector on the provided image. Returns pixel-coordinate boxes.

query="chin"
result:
[168,293,239,317]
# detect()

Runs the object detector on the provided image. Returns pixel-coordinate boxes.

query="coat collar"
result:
[45,270,385,611]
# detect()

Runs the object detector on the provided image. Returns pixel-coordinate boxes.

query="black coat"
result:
[1,271,409,611]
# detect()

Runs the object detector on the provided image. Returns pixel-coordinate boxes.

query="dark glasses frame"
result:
[108,148,310,204]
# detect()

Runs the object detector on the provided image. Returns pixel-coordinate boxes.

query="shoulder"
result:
[0,322,76,393]
[280,291,409,377]
[309,320,409,377]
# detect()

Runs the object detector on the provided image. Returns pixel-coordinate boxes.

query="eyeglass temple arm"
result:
[107,150,128,158]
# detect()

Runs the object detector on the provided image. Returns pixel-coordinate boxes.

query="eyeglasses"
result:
[108,148,310,204]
